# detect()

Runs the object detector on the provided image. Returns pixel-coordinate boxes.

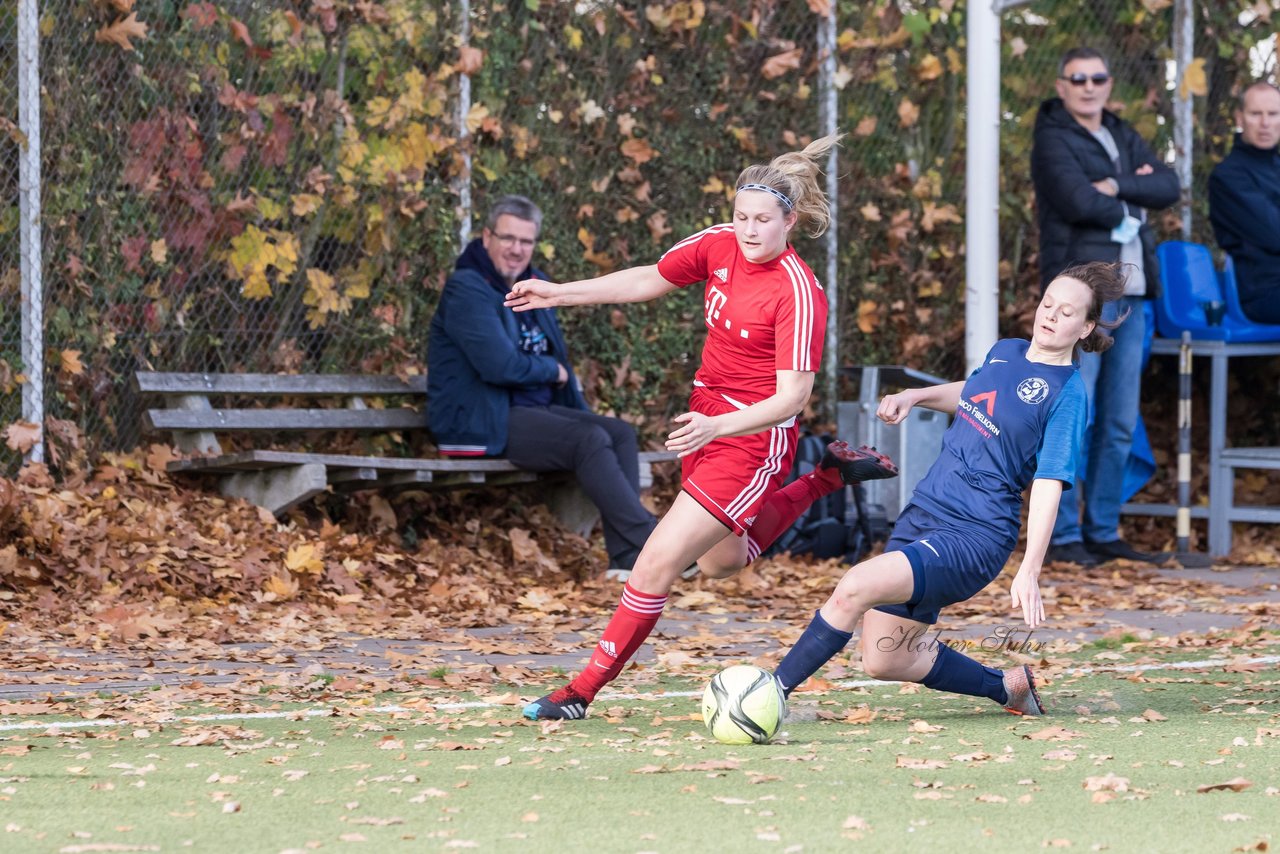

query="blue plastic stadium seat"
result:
[1155,241,1280,342]
[1220,255,1280,341]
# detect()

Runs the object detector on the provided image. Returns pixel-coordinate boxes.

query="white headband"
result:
[737,183,794,210]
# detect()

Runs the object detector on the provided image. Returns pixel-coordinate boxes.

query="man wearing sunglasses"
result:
[1031,47,1179,567]
[428,195,659,576]
[1209,81,1280,324]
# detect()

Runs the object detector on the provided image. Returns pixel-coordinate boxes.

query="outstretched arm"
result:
[505,264,678,311]
[1010,477,1063,628]
[665,370,815,457]
[877,380,964,424]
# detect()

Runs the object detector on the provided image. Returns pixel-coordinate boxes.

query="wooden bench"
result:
[134,371,677,524]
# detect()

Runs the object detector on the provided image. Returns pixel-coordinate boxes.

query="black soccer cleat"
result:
[522,686,590,721]
[819,441,899,485]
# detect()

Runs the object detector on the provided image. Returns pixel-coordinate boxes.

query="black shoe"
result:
[1046,541,1099,567]
[1085,538,1159,564]
[820,441,899,485]
[523,687,590,721]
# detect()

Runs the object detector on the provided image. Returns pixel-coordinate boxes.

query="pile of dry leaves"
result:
[1,444,1277,649]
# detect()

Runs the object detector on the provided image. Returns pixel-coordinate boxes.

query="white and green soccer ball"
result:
[701,664,786,745]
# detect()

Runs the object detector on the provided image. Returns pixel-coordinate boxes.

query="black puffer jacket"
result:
[1208,134,1280,312]
[1031,98,1180,295]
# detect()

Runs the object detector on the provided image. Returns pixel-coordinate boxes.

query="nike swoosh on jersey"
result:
[990,359,1008,363]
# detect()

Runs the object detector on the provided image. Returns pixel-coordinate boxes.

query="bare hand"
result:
[555,363,568,386]
[876,391,915,425]
[666,411,719,457]
[1009,569,1045,628]
[504,279,559,312]
[1091,178,1118,196]
[1135,163,1153,175]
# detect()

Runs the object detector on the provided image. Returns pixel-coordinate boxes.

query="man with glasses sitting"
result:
[428,195,659,577]
[1030,47,1179,567]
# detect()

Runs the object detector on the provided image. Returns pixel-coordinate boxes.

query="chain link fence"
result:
[1,0,1276,472]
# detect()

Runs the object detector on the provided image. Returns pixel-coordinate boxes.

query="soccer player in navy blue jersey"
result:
[772,261,1128,715]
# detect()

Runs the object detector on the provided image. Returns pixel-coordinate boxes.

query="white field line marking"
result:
[2,653,1276,733]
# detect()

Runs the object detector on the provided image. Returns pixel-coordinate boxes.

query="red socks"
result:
[568,582,668,701]
[564,468,843,702]
[745,466,843,561]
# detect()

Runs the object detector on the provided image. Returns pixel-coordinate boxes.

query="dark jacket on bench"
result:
[427,239,587,456]
[1208,134,1280,320]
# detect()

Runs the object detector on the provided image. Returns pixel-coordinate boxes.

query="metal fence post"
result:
[456,0,473,249]
[818,0,838,418]
[1174,0,1194,239]
[965,0,1003,374]
[18,0,44,464]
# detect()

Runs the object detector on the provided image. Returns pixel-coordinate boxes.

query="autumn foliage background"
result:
[2,1,1280,633]
[2,0,1276,458]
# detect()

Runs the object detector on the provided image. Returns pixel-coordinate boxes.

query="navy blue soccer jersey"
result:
[907,338,1087,544]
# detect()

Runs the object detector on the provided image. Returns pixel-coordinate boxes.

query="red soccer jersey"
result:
[657,225,828,405]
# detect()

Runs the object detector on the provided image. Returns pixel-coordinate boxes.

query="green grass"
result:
[1088,633,1142,649]
[1,660,1277,853]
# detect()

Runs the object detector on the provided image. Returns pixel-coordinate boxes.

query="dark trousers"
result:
[506,405,657,568]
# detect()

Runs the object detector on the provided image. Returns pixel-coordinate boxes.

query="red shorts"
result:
[681,386,799,536]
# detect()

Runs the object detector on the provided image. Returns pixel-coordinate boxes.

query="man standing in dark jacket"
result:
[1209,81,1280,324]
[428,195,658,576]
[1031,47,1180,566]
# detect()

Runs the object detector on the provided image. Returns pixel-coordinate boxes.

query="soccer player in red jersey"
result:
[504,134,898,720]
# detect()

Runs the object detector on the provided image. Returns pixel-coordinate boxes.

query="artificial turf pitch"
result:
[1,660,1276,853]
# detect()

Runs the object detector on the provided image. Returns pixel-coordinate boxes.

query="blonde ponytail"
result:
[735,133,842,238]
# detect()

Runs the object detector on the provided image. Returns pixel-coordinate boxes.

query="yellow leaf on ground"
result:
[263,572,299,600]
[285,543,325,575]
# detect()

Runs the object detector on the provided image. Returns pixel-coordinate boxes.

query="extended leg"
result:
[523,493,731,720]
[773,550,914,696]
[860,610,1043,715]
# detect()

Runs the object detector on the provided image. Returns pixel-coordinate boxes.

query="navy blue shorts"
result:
[873,504,1014,625]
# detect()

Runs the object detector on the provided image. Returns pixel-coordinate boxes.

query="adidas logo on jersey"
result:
[598,640,617,658]
[713,267,728,282]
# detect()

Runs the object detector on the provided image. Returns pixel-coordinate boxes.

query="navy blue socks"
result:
[774,610,853,697]
[921,642,1008,704]
[776,614,1009,704]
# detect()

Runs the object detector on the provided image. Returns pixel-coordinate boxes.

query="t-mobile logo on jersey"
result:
[705,285,728,325]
